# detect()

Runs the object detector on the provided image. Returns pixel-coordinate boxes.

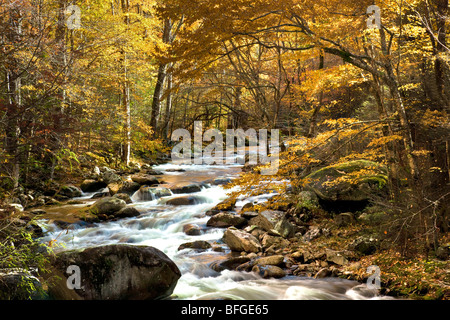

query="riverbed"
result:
[38,154,391,300]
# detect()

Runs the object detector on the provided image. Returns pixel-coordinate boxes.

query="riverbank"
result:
[0,154,448,300]
[200,193,450,300]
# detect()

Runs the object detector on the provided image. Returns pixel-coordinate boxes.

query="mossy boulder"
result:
[44,244,181,300]
[303,160,388,202]
[60,185,82,198]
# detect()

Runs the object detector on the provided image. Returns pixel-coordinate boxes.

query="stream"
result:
[37,153,391,300]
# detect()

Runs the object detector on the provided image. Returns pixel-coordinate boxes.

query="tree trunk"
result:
[307,53,324,138]
[120,0,131,166]
[162,63,173,140]
[122,53,131,166]
[150,18,172,135]
[4,7,24,189]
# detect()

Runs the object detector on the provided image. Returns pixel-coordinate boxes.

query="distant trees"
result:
[0,0,164,192]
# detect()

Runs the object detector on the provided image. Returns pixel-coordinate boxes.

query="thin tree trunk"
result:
[123,53,131,165]
[150,18,172,135]
[163,63,173,140]
[4,7,23,188]
[121,0,131,166]
[307,53,324,138]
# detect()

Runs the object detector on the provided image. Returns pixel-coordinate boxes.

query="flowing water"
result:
[38,154,390,300]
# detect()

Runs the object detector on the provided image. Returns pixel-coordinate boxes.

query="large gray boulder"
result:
[45,244,181,300]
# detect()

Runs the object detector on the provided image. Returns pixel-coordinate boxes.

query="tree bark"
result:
[150,18,173,135]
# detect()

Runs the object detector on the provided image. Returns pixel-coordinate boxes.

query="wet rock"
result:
[54,220,73,229]
[178,241,212,251]
[117,181,141,195]
[143,169,164,175]
[60,185,82,198]
[165,168,186,172]
[170,183,202,194]
[223,228,262,253]
[91,191,110,199]
[114,206,140,219]
[131,174,160,186]
[211,256,251,272]
[236,255,284,272]
[45,244,181,300]
[206,213,247,229]
[80,179,107,193]
[90,197,126,215]
[211,178,232,186]
[205,208,220,216]
[252,265,286,279]
[165,195,205,206]
[183,224,202,236]
[133,186,172,201]
[113,193,132,204]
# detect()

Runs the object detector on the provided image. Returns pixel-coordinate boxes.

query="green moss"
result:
[307,160,388,180]
[303,160,388,202]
